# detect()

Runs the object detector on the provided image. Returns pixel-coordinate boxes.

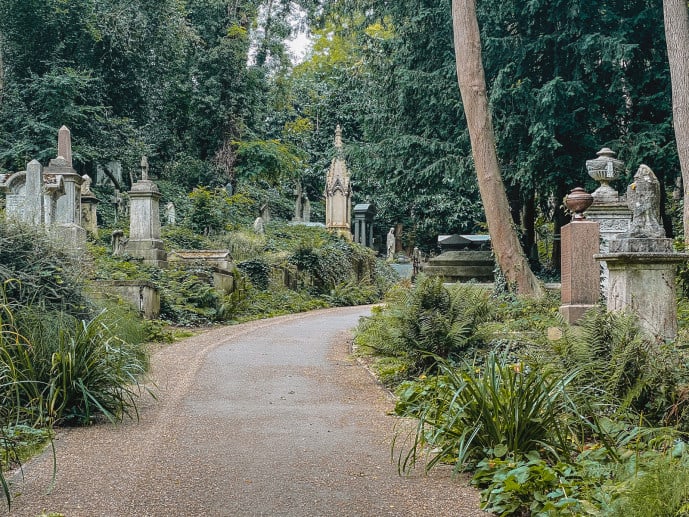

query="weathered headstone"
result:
[597,165,686,340]
[80,174,99,237]
[165,202,176,226]
[253,216,265,234]
[125,156,167,267]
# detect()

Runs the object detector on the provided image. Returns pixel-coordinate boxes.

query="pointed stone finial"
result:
[334,124,343,149]
[57,126,72,167]
[140,156,149,181]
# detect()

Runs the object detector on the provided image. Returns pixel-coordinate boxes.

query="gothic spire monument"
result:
[324,125,352,238]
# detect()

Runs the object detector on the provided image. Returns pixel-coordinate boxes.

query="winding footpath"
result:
[8,306,487,516]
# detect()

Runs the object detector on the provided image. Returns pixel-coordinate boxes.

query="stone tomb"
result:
[422,234,494,282]
[352,203,376,248]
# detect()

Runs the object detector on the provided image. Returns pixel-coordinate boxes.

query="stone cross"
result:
[141,156,149,181]
[57,125,73,167]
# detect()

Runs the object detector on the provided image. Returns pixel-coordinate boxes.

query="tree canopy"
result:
[0,0,681,267]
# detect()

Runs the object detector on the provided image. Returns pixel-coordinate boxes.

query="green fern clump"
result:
[354,276,493,376]
[539,307,689,428]
[606,454,689,517]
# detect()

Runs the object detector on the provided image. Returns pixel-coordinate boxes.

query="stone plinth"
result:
[597,250,686,341]
[125,179,167,267]
[560,220,600,324]
[585,200,632,295]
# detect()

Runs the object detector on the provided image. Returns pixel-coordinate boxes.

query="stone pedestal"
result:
[585,200,632,295]
[598,249,686,341]
[125,179,167,267]
[560,220,600,324]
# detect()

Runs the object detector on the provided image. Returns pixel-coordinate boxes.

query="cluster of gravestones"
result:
[561,148,685,342]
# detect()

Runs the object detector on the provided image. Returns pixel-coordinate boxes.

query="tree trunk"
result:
[451,0,543,296]
[664,0,689,242]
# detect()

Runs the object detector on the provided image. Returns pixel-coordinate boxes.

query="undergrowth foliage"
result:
[354,280,689,515]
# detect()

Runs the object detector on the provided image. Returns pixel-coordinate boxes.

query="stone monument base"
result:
[559,304,597,324]
[596,251,686,341]
[125,239,168,268]
[54,223,87,251]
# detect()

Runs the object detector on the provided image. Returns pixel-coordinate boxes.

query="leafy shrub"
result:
[472,452,591,516]
[162,226,212,250]
[538,307,689,428]
[231,286,329,321]
[322,281,378,306]
[237,259,271,290]
[0,219,90,317]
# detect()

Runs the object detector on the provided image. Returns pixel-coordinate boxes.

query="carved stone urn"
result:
[586,147,624,203]
[565,187,594,219]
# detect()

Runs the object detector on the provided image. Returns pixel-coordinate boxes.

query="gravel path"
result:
[8,306,488,516]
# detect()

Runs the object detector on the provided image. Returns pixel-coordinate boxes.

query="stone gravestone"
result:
[596,165,686,340]
[80,174,99,237]
[559,188,600,324]
[125,156,167,267]
[324,125,352,238]
[46,126,87,247]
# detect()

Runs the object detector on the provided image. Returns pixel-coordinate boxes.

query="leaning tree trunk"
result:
[664,0,689,243]
[451,0,543,296]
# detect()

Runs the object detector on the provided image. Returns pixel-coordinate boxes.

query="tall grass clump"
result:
[1,306,149,426]
[395,353,579,473]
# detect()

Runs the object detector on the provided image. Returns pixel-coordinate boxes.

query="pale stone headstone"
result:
[253,216,265,234]
[125,157,167,267]
[303,197,311,223]
[165,202,176,226]
[24,160,44,227]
